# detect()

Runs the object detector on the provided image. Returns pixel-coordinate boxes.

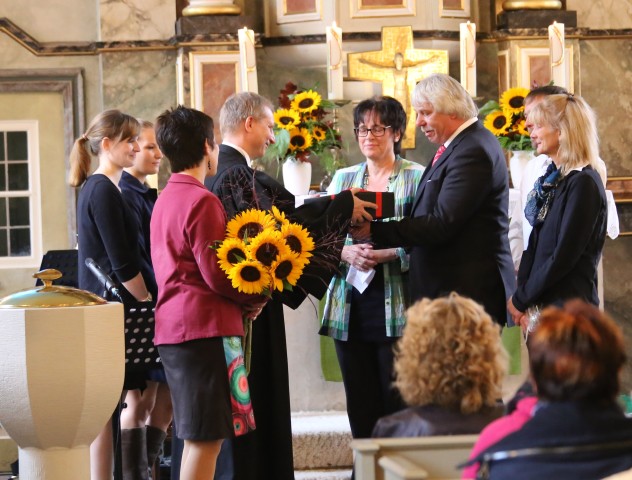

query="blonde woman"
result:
[372,292,506,437]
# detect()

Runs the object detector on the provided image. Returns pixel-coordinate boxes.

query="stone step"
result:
[295,468,352,480]
[292,411,353,471]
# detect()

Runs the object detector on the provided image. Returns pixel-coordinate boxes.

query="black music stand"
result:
[36,249,78,287]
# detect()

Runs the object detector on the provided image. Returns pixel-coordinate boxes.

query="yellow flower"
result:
[248,229,290,267]
[288,128,313,153]
[271,205,290,227]
[281,222,315,261]
[499,87,530,115]
[311,126,327,142]
[274,109,300,130]
[291,90,321,113]
[227,260,271,295]
[484,111,511,136]
[271,253,306,291]
[216,238,249,272]
[226,209,276,241]
[514,118,529,137]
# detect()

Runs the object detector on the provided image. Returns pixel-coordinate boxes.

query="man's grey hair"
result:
[220,92,274,136]
[412,73,478,119]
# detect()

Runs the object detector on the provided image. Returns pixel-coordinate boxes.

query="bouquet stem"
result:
[243,317,253,375]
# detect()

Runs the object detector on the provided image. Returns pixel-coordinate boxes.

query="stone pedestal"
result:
[497,9,577,28]
[176,15,257,35]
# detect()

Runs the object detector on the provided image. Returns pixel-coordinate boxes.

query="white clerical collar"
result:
[444,117,478,148]
[223,141,252,167]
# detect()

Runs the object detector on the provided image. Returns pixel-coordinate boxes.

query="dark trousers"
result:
[334,337,405,439]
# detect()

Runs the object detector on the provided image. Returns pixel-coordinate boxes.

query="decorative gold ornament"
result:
[182,1,241,16]
[502,0,562,10]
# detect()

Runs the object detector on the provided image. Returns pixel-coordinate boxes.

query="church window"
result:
[0,121,42,268]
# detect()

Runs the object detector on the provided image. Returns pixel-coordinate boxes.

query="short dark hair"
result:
[529,300,625,403]
[525,84,568,102]
[155,105,215,173]
[353,96,407,155]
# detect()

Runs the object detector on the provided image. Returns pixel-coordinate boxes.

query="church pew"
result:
[352,434,478,480]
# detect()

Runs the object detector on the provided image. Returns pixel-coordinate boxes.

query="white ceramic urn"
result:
[0,269,124,480]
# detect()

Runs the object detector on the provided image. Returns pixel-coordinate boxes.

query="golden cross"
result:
[348,26,449,150]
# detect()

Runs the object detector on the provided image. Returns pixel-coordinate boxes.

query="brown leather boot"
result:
[121,427,149,480]
[145,425,167,480]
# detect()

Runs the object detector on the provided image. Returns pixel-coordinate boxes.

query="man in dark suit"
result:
[353,73,514,324]
[202,92,375,480]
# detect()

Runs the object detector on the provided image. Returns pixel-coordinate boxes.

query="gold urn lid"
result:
[0,269,107,308]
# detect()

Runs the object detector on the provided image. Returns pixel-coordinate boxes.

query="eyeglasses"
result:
[354,125,392,137]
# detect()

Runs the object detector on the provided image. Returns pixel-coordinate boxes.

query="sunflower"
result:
[270,252,306,291]
[499,87,530,115]
[513,118,529,137]
[226,209,276,241]
[271,205,290,227]
[216,238,249,272]
[288,128,313,153]
[291,90,321,114]
[281,222,315,261]
[273,109,300,130]
[248,229,290,267]
[227,260,271,295]
[484,111,511,136]
[311,126,327,142]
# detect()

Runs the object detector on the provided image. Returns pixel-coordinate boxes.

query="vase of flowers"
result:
[480,87,534,188]
[262,82,343,195]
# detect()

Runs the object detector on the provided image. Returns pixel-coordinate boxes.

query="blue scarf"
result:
[524,162,562,227]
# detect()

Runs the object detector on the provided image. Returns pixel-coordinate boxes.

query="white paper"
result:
[346,266,376,293]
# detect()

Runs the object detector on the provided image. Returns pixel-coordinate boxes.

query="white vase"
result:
[509,150,534,189]
[282,157,312,196]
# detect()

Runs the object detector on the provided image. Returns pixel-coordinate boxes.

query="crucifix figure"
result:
[348,26,449,150]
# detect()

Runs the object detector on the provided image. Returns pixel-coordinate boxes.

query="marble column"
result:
[183,0,241,16]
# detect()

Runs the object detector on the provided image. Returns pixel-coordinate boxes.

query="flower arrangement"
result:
[480,87,533,151]
[262,82,344,173]
[214,206,315,371]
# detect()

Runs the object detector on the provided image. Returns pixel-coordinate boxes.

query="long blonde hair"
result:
[68,110,140,187]
[528,94,599,177]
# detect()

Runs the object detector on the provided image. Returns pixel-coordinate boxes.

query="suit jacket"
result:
[371,121,515,324]
[205,144,354,308]
[512,166,607,311]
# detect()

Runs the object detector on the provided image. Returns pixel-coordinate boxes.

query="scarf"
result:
[524,162,562,227]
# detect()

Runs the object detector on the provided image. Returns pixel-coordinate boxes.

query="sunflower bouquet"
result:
[480,87,533,151]
[262,81,344,171]
[214,206,315,371]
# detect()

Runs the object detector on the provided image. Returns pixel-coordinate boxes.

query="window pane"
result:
[8,163,28,190]
[9,227,31,256]
[7,131,28,160]
[8,197,29,226]
[0,132,5,161]
[0,164,5,191]
[0,229,7,256]
[0,198,5,226]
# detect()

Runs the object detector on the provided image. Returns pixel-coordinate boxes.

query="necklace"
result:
[363,170,396,191]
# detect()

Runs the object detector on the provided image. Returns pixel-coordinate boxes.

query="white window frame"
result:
[0,120,42,269]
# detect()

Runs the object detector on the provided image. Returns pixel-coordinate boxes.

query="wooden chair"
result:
[352,435,478,480]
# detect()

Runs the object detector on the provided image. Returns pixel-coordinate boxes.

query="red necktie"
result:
[432,145,446,166]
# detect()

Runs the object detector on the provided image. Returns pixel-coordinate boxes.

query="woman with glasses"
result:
[319,96,425,439]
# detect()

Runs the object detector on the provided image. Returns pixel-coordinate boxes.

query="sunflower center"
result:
[274,260,293,279]
[285,235,302,254]
[240,265,262,283]
[238,222,263,239]
[255,243,279,267]
[509,96,524,109]
[290,136,306,148]
[227,248,246,264]
[493,116,507,129]
[280,116,294,125]
[298,99,314,109]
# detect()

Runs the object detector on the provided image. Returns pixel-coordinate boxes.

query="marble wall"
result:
[568,0,632,29]
[99,0,175,41]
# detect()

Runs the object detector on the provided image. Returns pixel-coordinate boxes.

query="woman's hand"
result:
[243,299,267,321]
[341,243,378,272]
[507,296,527,332]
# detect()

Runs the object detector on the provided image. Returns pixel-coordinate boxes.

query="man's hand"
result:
[507,296,526,332]
[350,187,376,225]
[350,221,371,243]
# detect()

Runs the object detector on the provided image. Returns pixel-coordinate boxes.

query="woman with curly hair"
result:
[372,292,506,437]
